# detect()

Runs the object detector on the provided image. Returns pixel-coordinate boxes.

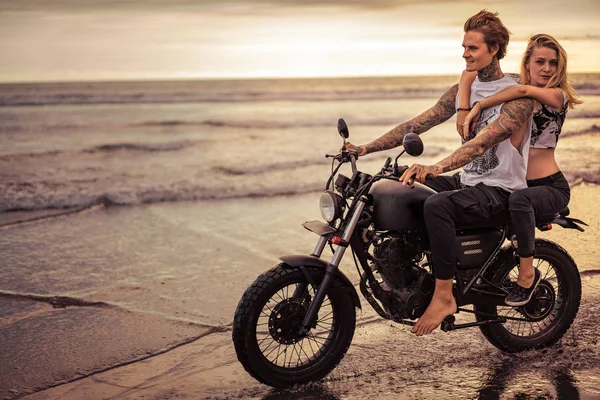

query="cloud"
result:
[0,0,469,12]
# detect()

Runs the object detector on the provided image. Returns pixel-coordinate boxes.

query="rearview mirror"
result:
[403,133,423,156]
[337,118,349,139]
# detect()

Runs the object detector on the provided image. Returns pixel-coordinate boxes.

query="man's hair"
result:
[464,10,510,60]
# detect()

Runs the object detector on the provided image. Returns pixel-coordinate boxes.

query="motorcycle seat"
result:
[536,207,569,225]
[552,207,569,219]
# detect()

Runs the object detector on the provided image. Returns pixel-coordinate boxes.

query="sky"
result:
[1,0,599,83]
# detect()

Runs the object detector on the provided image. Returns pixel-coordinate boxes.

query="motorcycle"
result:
[232,118,587,388]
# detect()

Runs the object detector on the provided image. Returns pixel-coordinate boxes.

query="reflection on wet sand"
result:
[263,383,340,400]
[478,358,579,399]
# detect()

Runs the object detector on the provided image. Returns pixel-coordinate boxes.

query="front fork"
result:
[299,200,366,334]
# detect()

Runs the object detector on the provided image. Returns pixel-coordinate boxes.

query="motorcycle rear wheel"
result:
[232,263,357,387]
[475,239,581,353]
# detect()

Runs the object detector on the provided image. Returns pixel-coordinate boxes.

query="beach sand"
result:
[2,183,600,400]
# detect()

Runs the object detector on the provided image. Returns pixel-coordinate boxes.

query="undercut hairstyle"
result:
[520,33,583,109]
[464,10,510,60]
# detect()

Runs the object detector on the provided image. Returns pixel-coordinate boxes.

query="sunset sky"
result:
[1,0,599,82]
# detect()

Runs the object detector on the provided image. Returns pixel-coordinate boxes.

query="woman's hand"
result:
[456,110,469,137]
[345,141,366,157]
[462,102,482,140]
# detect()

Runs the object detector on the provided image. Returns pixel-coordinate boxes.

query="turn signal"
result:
[538,223,553,231]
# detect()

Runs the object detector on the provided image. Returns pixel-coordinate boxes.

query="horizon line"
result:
[2,71,600,86]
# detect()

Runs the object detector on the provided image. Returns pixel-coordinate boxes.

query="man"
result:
[347,10,533,336]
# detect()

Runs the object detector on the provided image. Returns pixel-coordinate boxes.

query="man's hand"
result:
[344,142,366,157]
[400,164,442,185]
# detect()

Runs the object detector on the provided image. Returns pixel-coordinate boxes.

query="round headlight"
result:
[319,191,343,222]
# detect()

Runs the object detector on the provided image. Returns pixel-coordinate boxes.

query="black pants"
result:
[423,173,511,280]
[508,171,570,257]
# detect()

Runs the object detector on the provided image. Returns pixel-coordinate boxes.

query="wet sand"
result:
[1,184,600,400]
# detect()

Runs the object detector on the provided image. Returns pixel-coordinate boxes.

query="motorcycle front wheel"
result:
[475,239,581,353]
[232,263,357,387]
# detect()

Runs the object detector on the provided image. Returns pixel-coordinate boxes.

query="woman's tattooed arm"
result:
[357,84,459,156]
[435,98,534,173]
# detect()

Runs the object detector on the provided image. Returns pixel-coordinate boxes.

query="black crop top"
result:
[530,90,569,149]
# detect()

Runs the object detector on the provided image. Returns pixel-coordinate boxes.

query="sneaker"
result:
[505,268,542,307]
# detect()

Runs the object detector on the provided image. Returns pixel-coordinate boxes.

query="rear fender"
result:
[548,216,588,232]
[279,255,361,309]
[537,208,588,232]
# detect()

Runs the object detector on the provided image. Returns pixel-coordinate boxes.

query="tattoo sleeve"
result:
[362,84,459,155]
[436,98,534,173]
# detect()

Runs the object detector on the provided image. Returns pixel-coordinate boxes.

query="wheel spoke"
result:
[306,333,317,358]
[307,332,327,346]
[493,252,566,339]
[251,274,344,370]
[267,346,278,364]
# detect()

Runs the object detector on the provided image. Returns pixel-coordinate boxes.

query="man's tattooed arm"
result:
[435,98,534,173]
[356,84,459,156]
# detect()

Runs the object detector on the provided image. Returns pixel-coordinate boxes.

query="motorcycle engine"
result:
[373,234,421,288]
[371,234,434,320]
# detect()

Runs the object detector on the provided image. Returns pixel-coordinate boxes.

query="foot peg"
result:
[440,315,456,332]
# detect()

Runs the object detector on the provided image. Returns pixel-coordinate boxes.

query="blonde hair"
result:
[464,10,510,60]
[520,33,583,109]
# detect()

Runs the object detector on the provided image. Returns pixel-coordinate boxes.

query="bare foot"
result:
[411,296,457,336]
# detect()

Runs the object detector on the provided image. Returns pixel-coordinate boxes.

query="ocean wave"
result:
[141,117,415,130]
[569,112,600,119]
[3,114,600,141]
[5,85,600,107]
[214,159,329,175]
[0,182,324,212]
[10,86,600,106]
[562,124,600,137]
[3,75,600,107]
[573,81,600,93]
[199,119,371,130]
[0,88,453,106]
[564,169,600,185]
[215,147,446,176]
[85,141,193,153]
[2,167,597,213]
[131,117,406,130]
[0,140,195,160]
[136,114,600,131]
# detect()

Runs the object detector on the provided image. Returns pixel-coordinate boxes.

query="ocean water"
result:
[1,74,599,213]
[2,75,600,399]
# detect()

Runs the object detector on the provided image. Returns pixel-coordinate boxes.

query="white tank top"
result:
[457,74,531,192]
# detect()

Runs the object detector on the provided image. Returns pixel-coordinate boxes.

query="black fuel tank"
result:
[369,179,436,231]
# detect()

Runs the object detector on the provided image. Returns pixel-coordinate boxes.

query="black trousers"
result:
[508,171,570,258]
[423,173,511,280]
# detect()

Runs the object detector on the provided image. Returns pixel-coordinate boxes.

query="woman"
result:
[457,33,583,306]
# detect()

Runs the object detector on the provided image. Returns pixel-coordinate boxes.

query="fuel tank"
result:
[369,179,436,231]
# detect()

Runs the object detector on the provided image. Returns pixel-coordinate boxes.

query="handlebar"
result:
[325,137,431,194]
[326,150,358,175]
[326,150,359,161]
[390,165,434,182]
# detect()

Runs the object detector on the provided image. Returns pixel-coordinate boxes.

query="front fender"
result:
[279,255,361,309]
